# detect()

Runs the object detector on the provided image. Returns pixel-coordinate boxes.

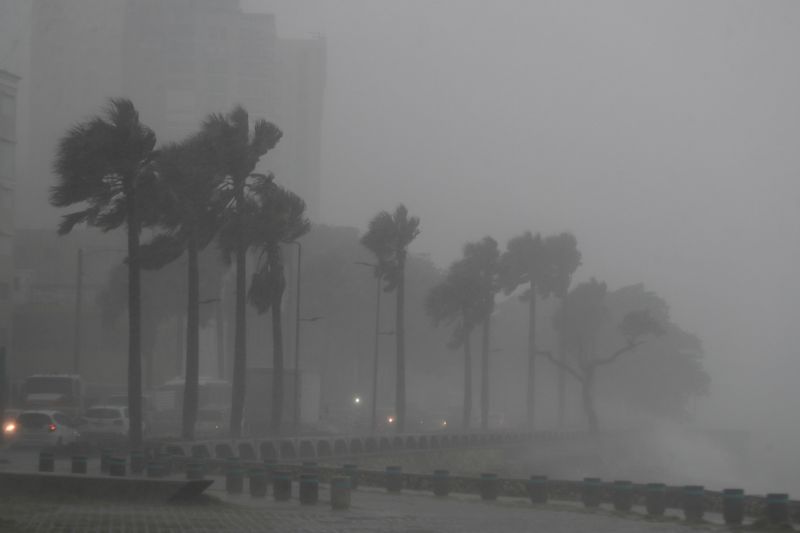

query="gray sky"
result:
[247,0,800,429]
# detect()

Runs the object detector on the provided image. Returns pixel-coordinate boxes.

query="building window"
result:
[0,94,13,120]
[0,142,13,179]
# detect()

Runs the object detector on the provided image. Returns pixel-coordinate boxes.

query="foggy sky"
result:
[245,0,800,430]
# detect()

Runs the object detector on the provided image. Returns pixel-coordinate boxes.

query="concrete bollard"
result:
[263,458,277,487]
[765,493,790,525]
[130,450,145,475]
[645,483,666,516]
[273,470,292,501]
[109,456,126,477]
[722,488,744,526]
[146,460,163,478]
[156,453,173,476]
[186,462,204,480]
[611,480,633,512]
[527,475,548,504]
[249,467,268,498]
[432,469,450,497]
[331,476,351,510]
[682,485,705,522]
[385,466,403,493]
[71,455,88,474]
[581,478,603,508]
[342,464,359,490]
[480,473,499,501]
[226,460,244,495]
[38,451,55,473]
[100,449,113,473]
[299,473,319,505]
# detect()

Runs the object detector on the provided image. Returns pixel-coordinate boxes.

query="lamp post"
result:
[288,240,321,437]
[73,247,125,374]
[356,261,385,433]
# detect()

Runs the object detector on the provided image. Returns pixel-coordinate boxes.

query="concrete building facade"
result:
[0,70,19,357]
[24,0,326,228]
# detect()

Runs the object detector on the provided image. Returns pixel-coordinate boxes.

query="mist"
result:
[1,0,800,525]
[242,0,800,490]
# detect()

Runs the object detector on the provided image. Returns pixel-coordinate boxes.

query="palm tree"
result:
[461,237,500,431]
[426,258,483,429]
[202,106,282,438]
[50,98,158,448]
[222,175,310,434]
[542,233,581,426]
[360,205,420,433]
[499,231,580,430]
[139,134,221,440]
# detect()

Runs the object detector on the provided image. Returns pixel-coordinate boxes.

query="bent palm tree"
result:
[51,98,157,448]
[360,205,420,433]
[202,106,282,438]
[426,258,483,429]
[461,237,500,431]
[221,176,310,434]
[140,135,221,440]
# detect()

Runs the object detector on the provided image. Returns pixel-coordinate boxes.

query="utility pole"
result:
[370,274,381,433]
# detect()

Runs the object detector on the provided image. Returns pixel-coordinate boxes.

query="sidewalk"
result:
[0,472,709,532]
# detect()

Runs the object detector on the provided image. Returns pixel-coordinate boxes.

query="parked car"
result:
[11,410,81,448]
[83,405,130,440]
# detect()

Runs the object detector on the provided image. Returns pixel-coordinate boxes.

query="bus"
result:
[20,374,84,417]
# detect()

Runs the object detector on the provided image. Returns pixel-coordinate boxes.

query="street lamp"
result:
[356,261,386,433]
[73,247,125,374]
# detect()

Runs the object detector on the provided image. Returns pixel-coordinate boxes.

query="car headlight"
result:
[3,422,16,434]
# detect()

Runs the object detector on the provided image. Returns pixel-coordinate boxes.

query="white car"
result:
[12,410,80,448]
[83,405,130,439]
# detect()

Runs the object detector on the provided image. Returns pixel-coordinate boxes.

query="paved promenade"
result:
[0,475,708,533]
[0,449,718,532]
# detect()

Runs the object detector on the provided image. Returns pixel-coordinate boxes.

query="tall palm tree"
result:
[461,237,500,431]
[202,106,282,438]
[542,233,581,426]
[426,258,483,429]
[223,176,310,435]
[50,98,158,448]
[500,231,580,430]
[360,205,420,433]
[139,134,221,440]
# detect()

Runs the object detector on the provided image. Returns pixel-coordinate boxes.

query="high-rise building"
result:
[24,0,326,229]
[0,69,20,357]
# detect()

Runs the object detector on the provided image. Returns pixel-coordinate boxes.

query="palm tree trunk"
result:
[182,234,200,441]
[556,338,567,428]
[462,325,472,430]
[270,259,286,435]
[526,282,537,430]
[480,316,490,431]
[125,188,143,449]
[581,366,598,433]
[230,183,247,438]
[395,257,406,434]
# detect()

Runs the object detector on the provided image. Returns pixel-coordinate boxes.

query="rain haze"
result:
[0,0,799,530]
[248,0,800,468]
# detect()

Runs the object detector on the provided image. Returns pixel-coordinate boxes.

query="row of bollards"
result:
[378,465,793,527]
[36,450,793,525]
[222,459,350,509]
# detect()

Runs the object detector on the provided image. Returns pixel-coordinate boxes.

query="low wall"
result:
[0,471,212,503]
